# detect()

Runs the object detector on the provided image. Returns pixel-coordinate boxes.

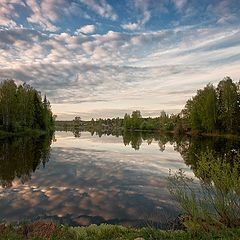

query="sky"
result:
[0,0,240,120]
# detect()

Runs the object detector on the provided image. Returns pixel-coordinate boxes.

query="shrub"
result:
[168,151,240,232]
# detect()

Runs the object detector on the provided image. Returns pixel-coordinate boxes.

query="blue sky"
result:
[0,0,240,120]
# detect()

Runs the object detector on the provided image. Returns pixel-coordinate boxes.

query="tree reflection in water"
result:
[1,130,240,227]
[81,130,240,179]
[0,134,52,188]
[1,129,240,190]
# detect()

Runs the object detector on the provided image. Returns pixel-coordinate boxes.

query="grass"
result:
[69,224,240,240]
[1,221,240,240]
[0,220,72,240]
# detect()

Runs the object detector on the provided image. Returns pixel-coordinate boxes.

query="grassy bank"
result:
[1,221,240,240]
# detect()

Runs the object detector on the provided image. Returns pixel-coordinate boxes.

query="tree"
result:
[131,110,142,129]
[217,77,239,132]
[123,113,131,129]
[0,80,54,133]
[182,77,239,133]
[0,80,17,131]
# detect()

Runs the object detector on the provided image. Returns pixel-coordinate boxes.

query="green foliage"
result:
[2,222,240,240]
[183,77,240,133]
[122,110,181,132]
[217,77,240,132]
[57,76,239,136]
[168,151,240,233]
[0,80,54,133]
[123,111,143,130]
[0,221,73,240]
[69,224,240,240]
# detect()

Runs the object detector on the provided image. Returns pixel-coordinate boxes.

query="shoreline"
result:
[1,220,240,240]
[124,129,240,139]
[55,123,240,140]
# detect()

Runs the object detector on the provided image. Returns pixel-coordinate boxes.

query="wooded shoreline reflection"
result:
[0,130,240,231]
[71,129,240,178]
[1,130,240,189]
[0,134,52,188]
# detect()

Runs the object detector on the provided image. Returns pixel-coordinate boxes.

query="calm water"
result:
[0,131,239,227]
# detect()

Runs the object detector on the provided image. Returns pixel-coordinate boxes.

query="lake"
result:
[0,131,239,228]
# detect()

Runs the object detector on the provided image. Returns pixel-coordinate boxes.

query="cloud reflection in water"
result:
[0,132,193,227]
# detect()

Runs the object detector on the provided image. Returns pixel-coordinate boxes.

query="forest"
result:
[1,76,239,136]
[62,76,240,136]
[0,80,54,134]
[123,77,240,134]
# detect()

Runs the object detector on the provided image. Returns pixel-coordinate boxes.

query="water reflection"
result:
[0,135,52,188]
[71,129,179,151]
[79,130,240,172]
[122,131,179,152]
[0,131,240,227]
[176,136,240,179]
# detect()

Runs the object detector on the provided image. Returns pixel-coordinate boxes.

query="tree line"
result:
[0,80,54,133]
[66,76,239,135]
[182,77,240,133]
[122,77,240,134]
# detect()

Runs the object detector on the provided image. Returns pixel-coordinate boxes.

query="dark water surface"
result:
[0,131,239,227]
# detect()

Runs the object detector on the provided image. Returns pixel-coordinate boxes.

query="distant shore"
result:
[55,121,240,140]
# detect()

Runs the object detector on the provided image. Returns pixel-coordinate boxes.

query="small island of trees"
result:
[0,80,54,136]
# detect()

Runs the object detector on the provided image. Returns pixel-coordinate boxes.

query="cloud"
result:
[217,14,238,24]
[25,0,59,32]
[0,0,92,32]
[0,0,24,28]
[75,25,96,35]
[122,0,151,31]
[171,0,187,10]
[206,0,240,25]
[0,142,187,224]
[0,6,240,120]
[80,0,117,21]
[121,23,139,31]
[15,0,89,32]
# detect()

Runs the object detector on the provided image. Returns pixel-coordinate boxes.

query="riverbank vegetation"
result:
[56,76,240,137]
[0,80,54,136]
[1,220,240,239]
[169,150,240,232]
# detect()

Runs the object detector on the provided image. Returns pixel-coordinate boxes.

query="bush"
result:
[168,151,240,232]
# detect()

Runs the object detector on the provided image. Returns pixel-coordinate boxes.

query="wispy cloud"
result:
[0,0,23,28]
[80,0,117,21]
[122,0,151,31]
[171,0,187,10]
